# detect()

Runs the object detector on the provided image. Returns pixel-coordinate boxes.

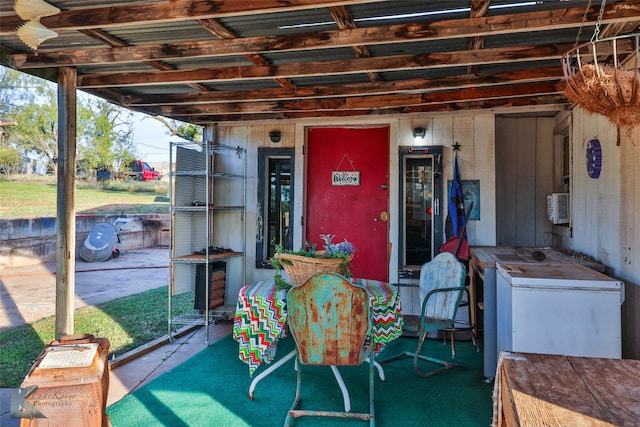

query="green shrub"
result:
[0,146,24,175]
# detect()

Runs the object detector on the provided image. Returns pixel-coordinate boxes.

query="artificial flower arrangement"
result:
[271,233,356,290]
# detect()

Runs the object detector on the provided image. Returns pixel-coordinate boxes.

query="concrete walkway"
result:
[0,248,235,427]
[0,247,170,331]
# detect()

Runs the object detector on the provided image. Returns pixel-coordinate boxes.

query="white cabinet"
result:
[496,262,624,360]
[168,141,246,343]
[471,246,607,379]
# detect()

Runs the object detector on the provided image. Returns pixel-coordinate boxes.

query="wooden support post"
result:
[55,67,77,339]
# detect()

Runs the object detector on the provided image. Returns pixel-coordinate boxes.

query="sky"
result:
[129,112,174,164]
[2,65,182,165]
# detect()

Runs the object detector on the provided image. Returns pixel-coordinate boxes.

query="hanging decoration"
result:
[14,0,60,20]
[16,20,58,50]
[14,0,60,50]
[586,138,603,179]
[561,0,640,129]
[332,154,360,186]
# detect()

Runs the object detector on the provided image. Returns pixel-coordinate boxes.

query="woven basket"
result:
[562,34,640,129]
[274,252,352,285]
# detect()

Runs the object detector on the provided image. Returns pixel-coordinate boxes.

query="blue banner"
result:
[448,154,466,239]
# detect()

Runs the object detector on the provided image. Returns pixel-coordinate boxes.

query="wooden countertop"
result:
[494,352,640,426]
[470,246,604,272]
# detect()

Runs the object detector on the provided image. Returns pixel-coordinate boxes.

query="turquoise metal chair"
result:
[284,272,375,427]
[379,252,467,377]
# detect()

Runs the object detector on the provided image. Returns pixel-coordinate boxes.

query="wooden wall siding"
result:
[496,117,526,246]
[397,113,497,316]
[571,112,622,268]
[216,114,496,316]
[471,113,497,247]
[570,107,640,359]
[495,117,555,247]
[620,126,640,359]
[398,113,497,251]
[214,123,300,287]
[207,109,639,356]
[535,118,556,245]
[204,125,248,305]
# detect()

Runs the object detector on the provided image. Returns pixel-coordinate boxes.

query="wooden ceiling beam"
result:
[79,29,209,92]
[597,21,640,69]
[75,42,581,88]
[9,2,640,69]
[124,67,563,106]
[197,18,297,91]
[144,81,562,116]
[599,21,640,38]
[182,95,568,123]
[328,5,381,83]
[467,0,490,75]
[3,0,637,37]
[0,0,385,34]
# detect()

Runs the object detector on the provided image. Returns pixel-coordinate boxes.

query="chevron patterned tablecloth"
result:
[233,278,403,376]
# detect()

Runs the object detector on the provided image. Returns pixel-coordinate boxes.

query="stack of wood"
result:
[208,269,226,309]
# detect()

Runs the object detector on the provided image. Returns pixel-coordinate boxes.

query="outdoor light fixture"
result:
[14,0,60,50]
[269,130,281,143]
[413,127,426,141]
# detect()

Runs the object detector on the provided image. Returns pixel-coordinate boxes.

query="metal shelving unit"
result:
[168,140,246,344]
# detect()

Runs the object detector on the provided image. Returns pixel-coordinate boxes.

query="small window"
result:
[256,148,295,268]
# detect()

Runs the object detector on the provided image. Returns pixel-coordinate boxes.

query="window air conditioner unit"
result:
[547,193,570,224]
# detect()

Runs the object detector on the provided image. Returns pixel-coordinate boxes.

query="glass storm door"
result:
[399,146,443,278]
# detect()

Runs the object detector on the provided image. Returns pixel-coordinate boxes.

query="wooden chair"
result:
[284,272,374,426]
[379,252,467,377]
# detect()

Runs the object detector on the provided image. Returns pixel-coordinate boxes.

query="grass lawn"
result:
[0,286,193,388]
[0,174,180,388]
[0,175,169,217]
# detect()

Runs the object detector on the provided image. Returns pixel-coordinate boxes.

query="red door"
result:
[306,127,390,281]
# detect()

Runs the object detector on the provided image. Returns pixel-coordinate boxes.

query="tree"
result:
[0,66,138,175]
[0,67,33,114]
[152,115,203,142]
[2,70,59,173]
[78,97,137,171]
[0,146,23,174]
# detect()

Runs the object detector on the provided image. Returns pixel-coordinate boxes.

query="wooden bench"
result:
[493,351,640,426]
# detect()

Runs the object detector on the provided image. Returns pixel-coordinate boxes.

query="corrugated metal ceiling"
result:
[1,0,638,123]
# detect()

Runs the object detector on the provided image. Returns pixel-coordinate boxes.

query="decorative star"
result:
[452,142,462,151]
